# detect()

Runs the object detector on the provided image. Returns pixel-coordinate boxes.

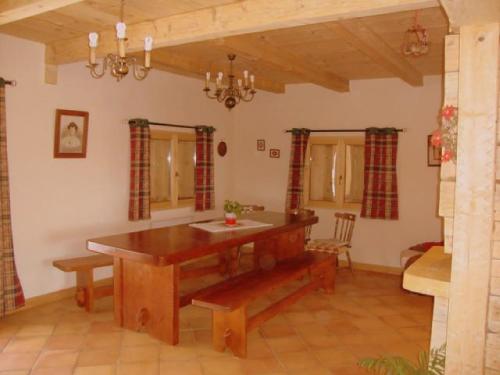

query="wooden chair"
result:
[287,208,315,244]
[305,212,356,273]
[241,204,265,213]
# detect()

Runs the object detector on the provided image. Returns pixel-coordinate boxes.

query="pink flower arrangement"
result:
[430,105,458,164]
[441,105,456,121]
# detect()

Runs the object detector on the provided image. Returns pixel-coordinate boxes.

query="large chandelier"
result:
[87,0,153,81]
[203,54,256,110]
[401,11,429,57]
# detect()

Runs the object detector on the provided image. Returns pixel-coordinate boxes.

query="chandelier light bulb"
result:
[116,22,126,39]
[206,72,211,81]
[218,72,223,80]
[144,36,153,51]
[88,32,99,48]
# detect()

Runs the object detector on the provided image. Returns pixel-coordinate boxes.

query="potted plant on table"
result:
[224,200,242,226]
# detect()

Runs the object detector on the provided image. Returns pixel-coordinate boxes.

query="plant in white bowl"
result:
[224,200,242,226]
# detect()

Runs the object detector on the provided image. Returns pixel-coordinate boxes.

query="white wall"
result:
[232,78,443,268]
[0,34,235,298]
[0,32,444,298]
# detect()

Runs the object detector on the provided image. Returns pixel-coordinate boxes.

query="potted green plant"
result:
[358,345,446,375]
[224,200,242,226]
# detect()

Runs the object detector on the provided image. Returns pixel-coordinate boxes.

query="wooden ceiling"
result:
[0,1,449,92]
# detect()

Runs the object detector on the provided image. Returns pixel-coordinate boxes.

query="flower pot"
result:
[225,212,237,226]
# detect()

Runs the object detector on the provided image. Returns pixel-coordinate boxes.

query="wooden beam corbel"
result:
[0,0,83,26]
[328,19,423,87]
[47,0,439,66]
[219,36,350,92]
[45,44,58,85]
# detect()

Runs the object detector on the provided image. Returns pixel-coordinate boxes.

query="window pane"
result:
[345,144,364,203]
[150,139,171,203]
[309,144,337,201]
[178,140,195,200]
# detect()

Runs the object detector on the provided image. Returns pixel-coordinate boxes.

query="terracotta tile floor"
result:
[0,270,432,375]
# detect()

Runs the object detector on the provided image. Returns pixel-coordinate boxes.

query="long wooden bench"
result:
[191,252,336,358]
[53,254,114,312]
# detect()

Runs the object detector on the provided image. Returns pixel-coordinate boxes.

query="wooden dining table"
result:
[87,211,318,345]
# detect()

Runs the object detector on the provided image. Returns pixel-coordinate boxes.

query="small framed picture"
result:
[269,149,280,158]
[257,139,265,151]
[427,135,441,167]
[54,109,89,158]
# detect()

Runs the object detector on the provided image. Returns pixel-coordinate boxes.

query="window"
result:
[304,136,365,209]
[150,130,196,210]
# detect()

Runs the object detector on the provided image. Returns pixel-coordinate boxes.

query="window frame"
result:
[150,129,196,211]
[304,136,365,210]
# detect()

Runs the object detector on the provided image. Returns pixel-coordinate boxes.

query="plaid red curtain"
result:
[128,119,151,221]
[195,126,215,211]
[361,127,399,220]
[0,79,25,316]
[286,128,310,210]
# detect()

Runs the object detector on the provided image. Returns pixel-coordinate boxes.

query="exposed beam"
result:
[439,0,500,27]
[218,36,349,92]
[329,19,423,87]
[48,0,439,65]
[0,0,83,26]
[151,50,285,94]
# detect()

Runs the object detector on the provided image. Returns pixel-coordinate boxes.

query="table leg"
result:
[254,227,305,266]
[114,258,180,345]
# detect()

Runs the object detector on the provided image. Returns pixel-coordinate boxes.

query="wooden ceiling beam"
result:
[439,0,500,28]
[218,36,349,92]
[0,0,83,26]
[47,0,439,65]
[151,50,285,94]
[329,19,423,87]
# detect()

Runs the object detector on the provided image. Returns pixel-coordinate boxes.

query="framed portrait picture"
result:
[269,149,280,158]
[54,109,89,158]
[257,139,265,151]
[427,135,441,167]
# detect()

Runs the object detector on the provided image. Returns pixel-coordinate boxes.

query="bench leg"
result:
[311,255,337,295]
[76,269,94,312]
[212,307,247,358]
[322,256,337,294]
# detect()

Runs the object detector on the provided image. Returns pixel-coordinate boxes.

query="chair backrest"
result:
[287,208,315,243]
[241,204,265,213]
[333,212,356,246]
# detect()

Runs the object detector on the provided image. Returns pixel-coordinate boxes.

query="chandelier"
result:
[203,54,256,110]
[87,0,153,81]
[401,11,429,57]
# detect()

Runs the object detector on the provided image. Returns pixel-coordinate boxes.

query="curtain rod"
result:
[128,118,216,131]
[0,78,16,86]
[285,128,406,133]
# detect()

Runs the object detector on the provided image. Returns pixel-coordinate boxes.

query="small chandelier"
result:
[87,0,153,81]
[203,54,256,110]
[401,11,429,57]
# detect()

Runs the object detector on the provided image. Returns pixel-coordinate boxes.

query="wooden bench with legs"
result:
[191,252,336,358]
[53,254,114,312]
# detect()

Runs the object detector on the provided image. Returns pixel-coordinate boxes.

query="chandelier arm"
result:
[87,55,109,79]
[240,92,256,102]
[204,89,219,100]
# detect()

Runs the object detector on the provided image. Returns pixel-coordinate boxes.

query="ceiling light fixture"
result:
[87,0,153,81]
[203,54,256,110]
[401,11,430,57]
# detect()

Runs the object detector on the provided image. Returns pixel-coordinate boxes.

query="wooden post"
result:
[445,23,499,375]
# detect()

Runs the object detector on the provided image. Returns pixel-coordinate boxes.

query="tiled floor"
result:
[0,269,432,375]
